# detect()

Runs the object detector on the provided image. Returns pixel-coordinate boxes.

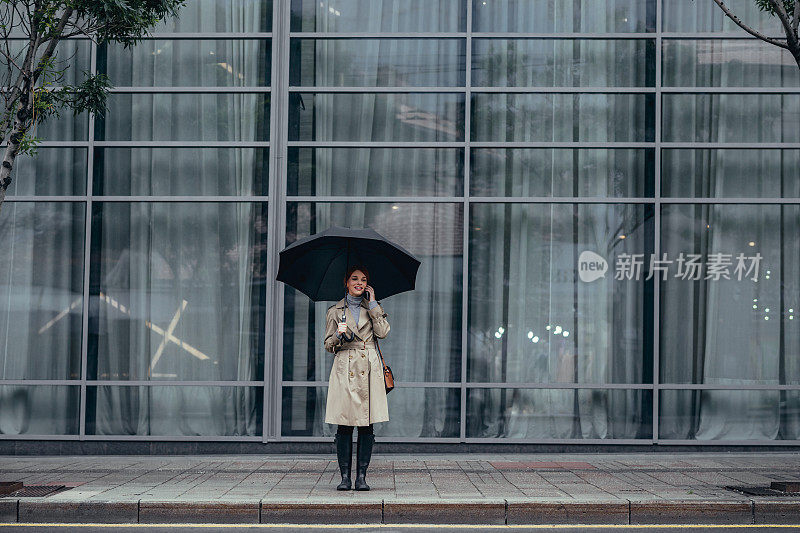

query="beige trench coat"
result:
[323,296,390,426]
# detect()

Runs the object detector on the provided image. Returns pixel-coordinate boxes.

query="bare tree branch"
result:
[711,0,790,48]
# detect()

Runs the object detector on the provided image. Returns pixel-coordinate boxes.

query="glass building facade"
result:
[1,0,799,446]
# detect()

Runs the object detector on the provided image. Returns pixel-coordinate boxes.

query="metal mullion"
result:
[82,435,263,441]
[653,0,663,445]
[286,142,655,148]
[282,381,462,387]
[288,195,467,202]
[469,197,656,203]
[463,438,651,444]
[78,38,97,441]
[288,87,656,93]
[660,384,800,390]
[661,32,787,39]
[662,87,800,94]
[0,435,82,441]
[91,141,270,147]
[0,380,82,386]
[289,32,467,38]
[665,142,800,148]
[282,436,463,442]
[657,439,800,445]
[464,383,654,389]
[662,198,800,204]
[85,381,265,387]
[266,0,290,443]
[108,87,271,93]
[0,141,90,147]
[123,32,273,39]
[460,0,472,444]
[87,196,269,202]
[472,33,655,39]
[7,196,91,202]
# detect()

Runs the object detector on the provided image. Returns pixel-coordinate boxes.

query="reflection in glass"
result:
[94,148,269,196]
[288,148,463,197]
[6,148,87,196]
[152,0,272,32]
[660,204,799,385]
[472,94,654,142]
[662,149,800,198]
[282,386,460,437]
[0,386,80,435]
[663,40,800,88]
[290,93,464,142]
[88,202,267,381]
[658,389,800,440]
[284,202,462,383]
[291,0,465,32]
[0,39,91,83]
[472,39,654,87]
[0,203,84,380]
[467,388,652,439]
[96,93,270,141]
[662,0,783,33]
[472,0,654,33]
[663,94,800,143]
[100,40,271,87]
[471,149,653,197]
[86,386,262,436]
[468,203,653,384]
[291,39,464,87]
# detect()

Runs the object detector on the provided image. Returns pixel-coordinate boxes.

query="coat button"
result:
[349,371,354,377]
[361,354,365,358]
[360,370,365,375]
[349,355,353,360]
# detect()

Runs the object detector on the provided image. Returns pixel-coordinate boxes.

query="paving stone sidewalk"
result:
[1,452,800,524]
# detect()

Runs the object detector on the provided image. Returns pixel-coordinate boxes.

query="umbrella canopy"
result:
[276,225,421,302]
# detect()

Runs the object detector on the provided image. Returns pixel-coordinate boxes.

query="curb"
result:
[5,498,800,525]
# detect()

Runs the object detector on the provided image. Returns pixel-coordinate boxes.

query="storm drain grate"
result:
[0,485,69,498]
[726,485,800,497]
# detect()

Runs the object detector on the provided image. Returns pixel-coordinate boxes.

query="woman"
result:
[323,265,390,491]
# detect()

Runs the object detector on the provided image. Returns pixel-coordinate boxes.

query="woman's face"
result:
[346,270,367,297]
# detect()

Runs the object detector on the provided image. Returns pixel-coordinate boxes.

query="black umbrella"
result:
[276,225,421,302]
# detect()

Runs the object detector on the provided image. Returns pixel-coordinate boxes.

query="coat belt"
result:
[338,340,376,350]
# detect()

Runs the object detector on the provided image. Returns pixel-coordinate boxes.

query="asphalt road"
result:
[0,525,798,532]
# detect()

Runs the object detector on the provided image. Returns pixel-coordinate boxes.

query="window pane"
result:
[662,149,800,198]
[284,202,462,383]
[152,0,272,32]
[659,389,800,441]
[471,148,653,197]
[86,386,262,436]
[288,148,463,196]
[290,93,464,141]
[0,202,84,380]
[467,388,652,439]
[663,40,800,87]
[0,386,80,435]
[660,204,799,385]
[97,94,270,141]
[291,39,465,87]
[468,203,654,384]
[472,94,654,142]
[101,40,271,87]
[88,202,268,381]
[473,0,654,33]
[6,148,87,196]
[291,0,465,32]
[472,39,654,87]
[94,148,269,196]
[0,39,91,82]
[663,94,800,143]
[662,0,782,33]
[282,386,460,438]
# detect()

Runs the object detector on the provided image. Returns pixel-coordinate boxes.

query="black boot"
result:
[354,433,374,491]
[334,433,352,490]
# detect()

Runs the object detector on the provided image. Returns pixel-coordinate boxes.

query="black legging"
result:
[337,424,373,436]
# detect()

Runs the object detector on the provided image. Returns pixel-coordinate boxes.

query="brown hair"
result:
[343,264,370,289]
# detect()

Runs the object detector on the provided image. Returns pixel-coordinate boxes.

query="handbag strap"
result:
[368,313,388,369]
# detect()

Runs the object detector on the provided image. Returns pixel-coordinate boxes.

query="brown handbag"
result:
[368,313,394,394]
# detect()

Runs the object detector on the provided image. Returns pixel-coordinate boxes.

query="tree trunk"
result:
[0,94,31,217]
